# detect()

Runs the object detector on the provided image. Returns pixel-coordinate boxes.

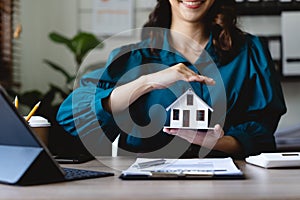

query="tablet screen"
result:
[0,91,40,147]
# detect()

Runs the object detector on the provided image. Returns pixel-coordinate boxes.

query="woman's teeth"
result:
[182,1,202,6]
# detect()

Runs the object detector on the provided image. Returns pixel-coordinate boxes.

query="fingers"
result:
[192,75,215,85]
[164,128,197,144]
[163,125,225,148]
[163,128,178,134]
[214,124,221,132]
[173,63,215,85]
[213,124,224,138]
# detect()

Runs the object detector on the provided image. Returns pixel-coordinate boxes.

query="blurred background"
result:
[1,0,300,155]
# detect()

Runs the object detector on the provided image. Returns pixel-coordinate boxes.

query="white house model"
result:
[165,88,213,130]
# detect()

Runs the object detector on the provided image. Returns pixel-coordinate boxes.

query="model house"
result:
[165,88,213,129]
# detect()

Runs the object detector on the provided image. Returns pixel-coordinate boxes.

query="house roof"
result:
[166,88,213,112]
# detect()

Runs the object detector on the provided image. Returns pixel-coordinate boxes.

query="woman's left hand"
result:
[163,124,224,150]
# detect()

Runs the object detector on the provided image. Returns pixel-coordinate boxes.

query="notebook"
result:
[0,86,114,185]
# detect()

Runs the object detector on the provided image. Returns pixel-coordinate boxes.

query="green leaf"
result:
[66,76,76,84]
[71,32,104,65]
[49,32,70,43]
[49,32,75,53]
[48,31,104,66]
[43,59,73,83]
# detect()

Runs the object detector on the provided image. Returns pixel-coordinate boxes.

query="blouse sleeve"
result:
[56,46,143,146]
[225,35,287,157]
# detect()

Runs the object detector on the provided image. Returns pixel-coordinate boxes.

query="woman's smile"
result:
[178,0,205,9]
[170,0,214,23]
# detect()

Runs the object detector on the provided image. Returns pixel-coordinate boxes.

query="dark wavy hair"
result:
[142,0,245,65]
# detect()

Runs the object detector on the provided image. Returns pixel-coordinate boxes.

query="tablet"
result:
[0,86,113,185]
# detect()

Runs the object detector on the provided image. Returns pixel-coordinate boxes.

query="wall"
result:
[19,0,155,91]
[20,0,78,92]
[77,0,156,71]
[19,0,299,130]
[239,16,300,130]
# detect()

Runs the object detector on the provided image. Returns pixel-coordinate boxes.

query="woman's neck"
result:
[170,21,210,63]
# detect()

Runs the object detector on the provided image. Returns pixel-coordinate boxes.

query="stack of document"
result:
[120,157,244,180]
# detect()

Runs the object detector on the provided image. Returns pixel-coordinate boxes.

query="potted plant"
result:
[9,31,104,156]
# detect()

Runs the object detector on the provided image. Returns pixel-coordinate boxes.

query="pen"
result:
[25,101,41,122]
[14,96,18,109]
[137,159,166,169]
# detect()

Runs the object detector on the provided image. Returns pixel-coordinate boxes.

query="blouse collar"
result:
[159,30,219,66]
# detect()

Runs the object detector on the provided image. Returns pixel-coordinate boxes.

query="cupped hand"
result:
[147,63,215,90]
[163,124,224,149]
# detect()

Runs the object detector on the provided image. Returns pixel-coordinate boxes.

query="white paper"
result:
[122,157,242,176]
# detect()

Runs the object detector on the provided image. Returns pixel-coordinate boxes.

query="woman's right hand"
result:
[146,63,215,90]
[105,63,215,113]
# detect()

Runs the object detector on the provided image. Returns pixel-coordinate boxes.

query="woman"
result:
[57,0,286,158]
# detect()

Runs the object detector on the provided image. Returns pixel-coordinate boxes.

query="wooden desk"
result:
[0,156,300,200]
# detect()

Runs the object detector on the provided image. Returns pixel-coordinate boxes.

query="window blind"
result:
[0,0,20,89]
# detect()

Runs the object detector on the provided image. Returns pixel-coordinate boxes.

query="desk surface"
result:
[0,156,300,200]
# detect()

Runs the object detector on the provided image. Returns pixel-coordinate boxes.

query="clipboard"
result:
[119,157,244,180]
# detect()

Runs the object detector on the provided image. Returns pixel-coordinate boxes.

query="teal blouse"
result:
[56,33,286,158]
